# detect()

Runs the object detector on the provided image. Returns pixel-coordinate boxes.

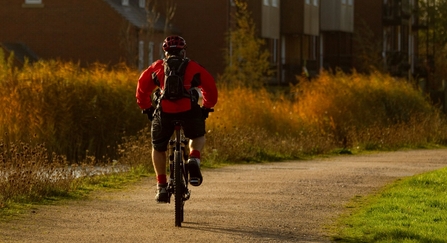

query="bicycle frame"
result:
[167,120,190,227]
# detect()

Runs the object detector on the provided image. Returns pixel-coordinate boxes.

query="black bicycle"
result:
[167,120,191,227]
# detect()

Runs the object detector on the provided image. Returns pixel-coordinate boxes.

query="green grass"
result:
[333,167,447,243]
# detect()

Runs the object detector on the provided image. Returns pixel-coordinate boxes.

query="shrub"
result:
[0,58,146,162]
[292,71,446,149]
[202,70,447,164]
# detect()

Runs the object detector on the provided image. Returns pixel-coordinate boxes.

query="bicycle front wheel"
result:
[174,150,184,227]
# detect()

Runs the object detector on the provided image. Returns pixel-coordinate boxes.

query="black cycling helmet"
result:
[162,35,187,54]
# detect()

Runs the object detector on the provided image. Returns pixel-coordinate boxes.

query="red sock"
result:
[157,174,167,184]
[190,150,201,159]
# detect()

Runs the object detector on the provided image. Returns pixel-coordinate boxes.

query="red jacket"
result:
[136,59,218,113]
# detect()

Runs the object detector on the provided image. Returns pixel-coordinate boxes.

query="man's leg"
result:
[188,136,205,186]
[152,148,169,203]
[152,148,167,182]
[189,136,205,152]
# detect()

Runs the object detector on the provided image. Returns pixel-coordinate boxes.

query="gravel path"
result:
[1,149,447,243]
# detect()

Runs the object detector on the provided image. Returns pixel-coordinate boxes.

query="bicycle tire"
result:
[174,150,184,227]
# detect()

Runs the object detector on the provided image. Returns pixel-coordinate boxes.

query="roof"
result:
[102,0,179,32]
[0,42,39,64]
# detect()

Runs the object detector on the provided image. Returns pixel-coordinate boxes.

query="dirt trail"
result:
[1,149,447,243]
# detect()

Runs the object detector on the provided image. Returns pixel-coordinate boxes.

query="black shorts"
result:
[151,103,206,152]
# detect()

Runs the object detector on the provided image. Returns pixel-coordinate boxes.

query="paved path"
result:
[1,149,447,243]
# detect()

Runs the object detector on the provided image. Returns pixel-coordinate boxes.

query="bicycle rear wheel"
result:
[174,150,184,227]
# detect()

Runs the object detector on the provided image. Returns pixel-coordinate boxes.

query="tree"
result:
[219,0,273,88]
[144,0,160,42]
[418,0,447,88]
[163,0,176,35]
[352,19,385,74]
[119,0,176,68]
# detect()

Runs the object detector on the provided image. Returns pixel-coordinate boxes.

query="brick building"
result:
[0,0,168,69]
[0,0,432,84]
[174,0,429,83]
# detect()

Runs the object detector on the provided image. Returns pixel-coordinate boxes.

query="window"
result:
[25,0,42,3]
[138,41,144,71]
[272,0,278,7]
[263,0,269,6]
[139,0,145,8]
[159,43,164,59]
[313,0,318,6]
[273,39,278,63]
[23,0,43,7]
[306,0,310,5]
[302,35,317,61]
[348,0,353,5]
[342,0,346,4]
[148,42,154,65]
[122,0,129,6]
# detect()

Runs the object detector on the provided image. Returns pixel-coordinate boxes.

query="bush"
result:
[0,58,146,162]
[201,70,447,165]
[291,71,446,149]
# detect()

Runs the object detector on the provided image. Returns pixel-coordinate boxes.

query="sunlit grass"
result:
[0,57,146,162]
[202,71,447,166]
[333,168,447,242]
[292,71,444,149]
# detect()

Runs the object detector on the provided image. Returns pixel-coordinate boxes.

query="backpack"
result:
[161,56,190,100]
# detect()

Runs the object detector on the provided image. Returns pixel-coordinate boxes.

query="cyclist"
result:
[136,35,218,203]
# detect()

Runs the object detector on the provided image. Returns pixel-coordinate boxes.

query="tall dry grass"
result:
[0,55,149,207]
[0,138,126,207]
[0,54,146,162]
[0,139,77,205]
[291,71,445,149]
[202,71,447,164]
[203,84,333,163]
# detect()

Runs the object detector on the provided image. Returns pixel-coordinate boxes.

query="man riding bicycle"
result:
[136,35,218,203]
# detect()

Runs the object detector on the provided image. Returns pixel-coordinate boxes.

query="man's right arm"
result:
[195,64,218,109]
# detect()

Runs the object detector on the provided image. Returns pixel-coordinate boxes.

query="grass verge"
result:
[332,167,447,243]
